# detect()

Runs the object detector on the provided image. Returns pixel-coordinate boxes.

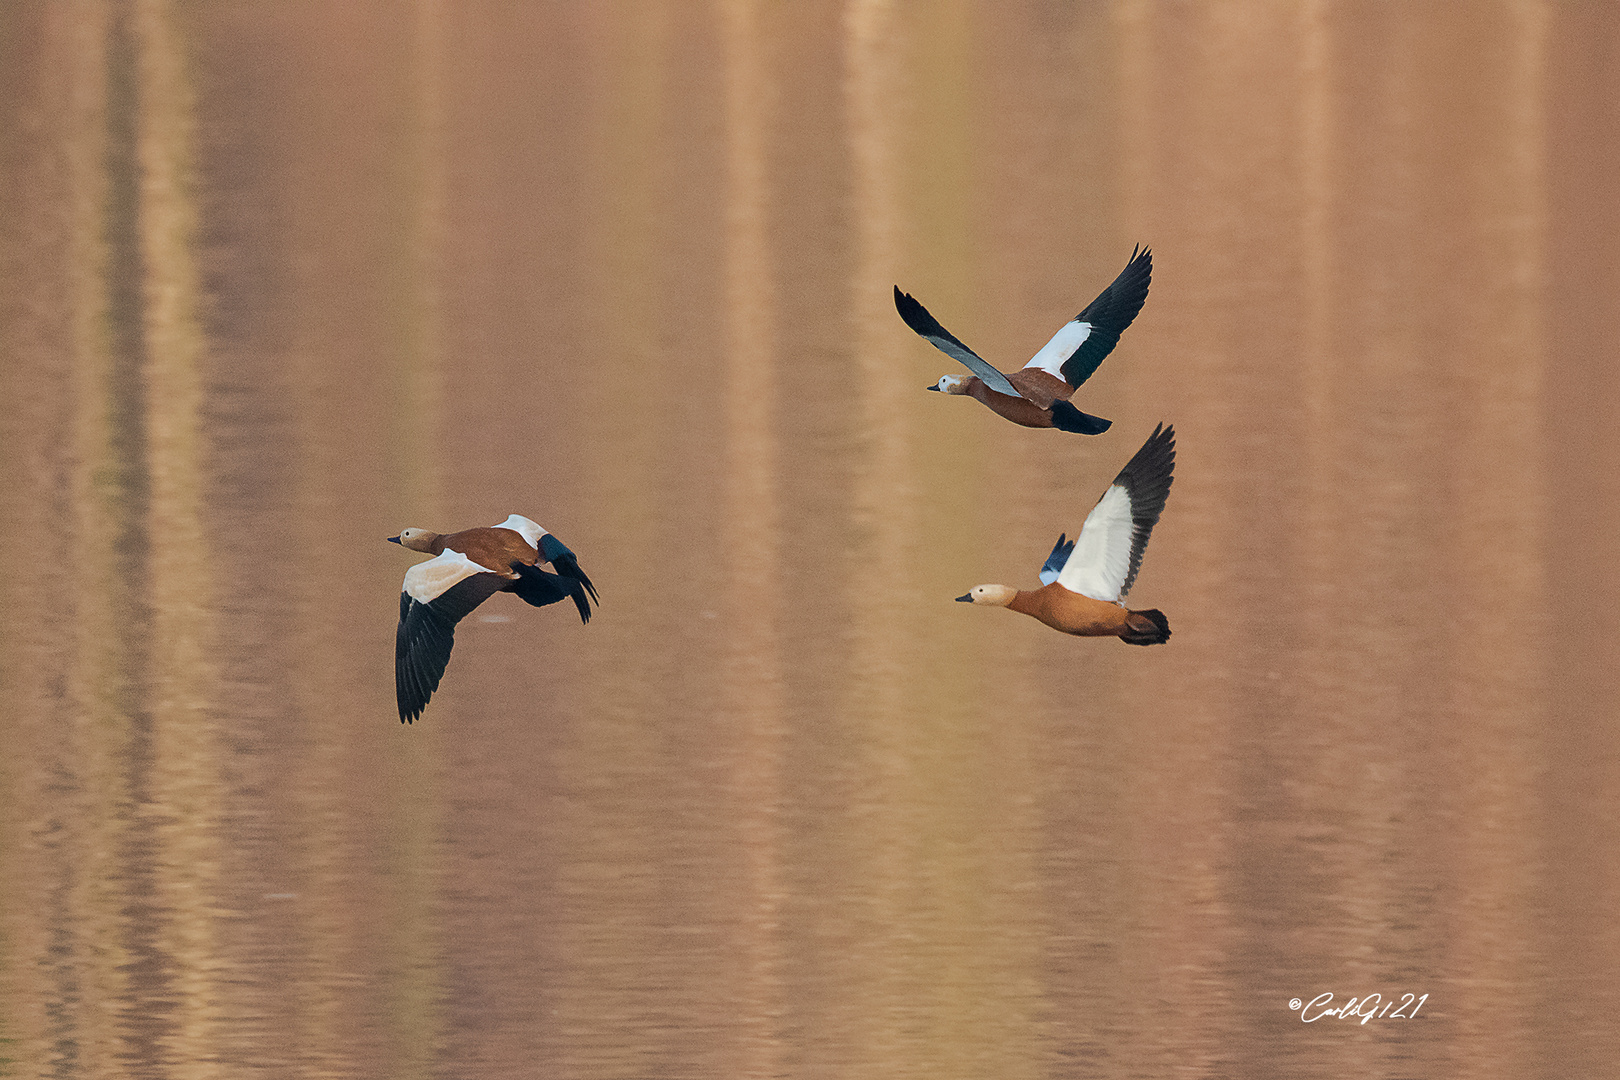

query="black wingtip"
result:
[1050,400,1112,435]
[1118,422,1176,499]
[1135,422,1177,466]
[1110,423,1176,600]
[892,286,933,336]
[1118,245,1152,286]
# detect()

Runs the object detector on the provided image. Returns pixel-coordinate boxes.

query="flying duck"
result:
[956,424,1175,645]
[388,514,597,723]
[895,246,1152,435]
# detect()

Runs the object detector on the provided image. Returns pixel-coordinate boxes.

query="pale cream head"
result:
[395,527,438,553]
[957,583,1018,606]
[935,373,971,394]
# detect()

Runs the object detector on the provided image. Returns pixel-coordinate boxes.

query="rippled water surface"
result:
[3,3,1619,1077]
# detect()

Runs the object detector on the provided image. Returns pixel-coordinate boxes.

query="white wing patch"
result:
[403,548,491,603]
[491,514,546,548]
[1023,319,1094,380]
[1055,484,1134,602]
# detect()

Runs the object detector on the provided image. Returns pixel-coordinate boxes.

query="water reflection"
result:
[2,2,1618,1077]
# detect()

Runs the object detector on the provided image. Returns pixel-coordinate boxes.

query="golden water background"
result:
[2,3,1618,1077]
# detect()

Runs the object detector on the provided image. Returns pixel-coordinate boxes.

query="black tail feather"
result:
[539,535,599,605]
[1119,608,1170,646]
[566,579,592,624]
[552,552,598,605]
[1050,399,1112,435]
[511,561,593,625]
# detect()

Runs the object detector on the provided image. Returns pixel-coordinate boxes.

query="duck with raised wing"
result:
[957,424,1175,644]
[896,246,1152,435]
[388,514,598,723]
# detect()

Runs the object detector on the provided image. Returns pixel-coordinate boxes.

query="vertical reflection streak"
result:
[104,1,167,1071]
[64,4,134,1073]
[1107,5,1232,1074]
[1298,0,1332,440]
[1538,5,1620,1072]
[66,5,132,1075]
[1293,8,1410,1078]
[66,4,134,1075]
[132,0,223,1072]
[841,0,914,1070]
[548,8,674,1070]
[378,3,449,1073]
[398,0,446,509]
[0,3,135,1074]
[719,2,784,1074]
[1448,5,1549,1077]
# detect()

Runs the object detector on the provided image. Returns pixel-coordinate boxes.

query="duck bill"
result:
[387,535,402,544]
[954,593,973,603]
[925,384,942,391]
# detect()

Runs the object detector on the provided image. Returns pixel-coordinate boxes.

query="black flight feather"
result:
[1059,246,1152,389]
[1110,422,1175,600]
[394,571,509,723]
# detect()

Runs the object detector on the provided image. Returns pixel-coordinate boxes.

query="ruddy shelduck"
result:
[388,514,597,722]
[896,247,1152,435]
[957,424,1175,645]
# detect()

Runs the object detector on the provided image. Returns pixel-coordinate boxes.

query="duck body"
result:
[945,370,1084,430]
[405,522,542,570]
[1009,584,1131,635]
[1005,584,1170,644]
[389,514,597,723]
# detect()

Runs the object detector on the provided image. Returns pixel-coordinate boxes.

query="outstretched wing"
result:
[1022,246,1152,390]
[1038,533,1075,585]
[894,286,1023,399]
[1055,424,1175,602]
[396,550,510,723]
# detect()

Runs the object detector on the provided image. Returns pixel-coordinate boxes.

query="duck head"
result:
[955,583,1018,606]
[928,373,971,394]
[389,527,440,553]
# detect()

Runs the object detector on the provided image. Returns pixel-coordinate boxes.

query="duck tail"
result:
[1119,608,1170,646]
[1049,399,1112,435]
[510,562,594,625]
